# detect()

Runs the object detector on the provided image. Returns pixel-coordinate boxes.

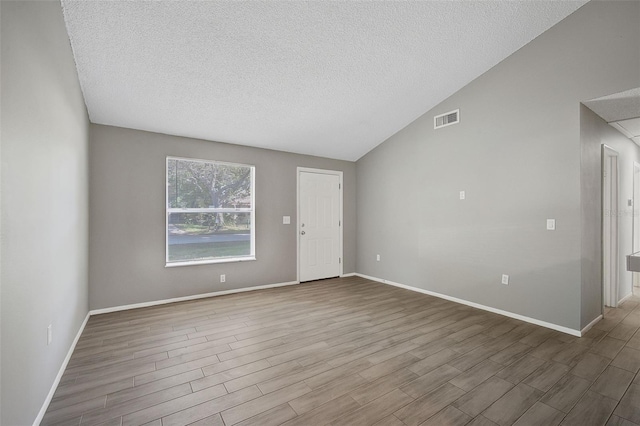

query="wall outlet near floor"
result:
[220,274,226,283]
[459,191,466,200]
[546,219,556,230]
[501,274,509,285]
[47,324,52,345]
[376,254,381,261]
[283,216,291,225]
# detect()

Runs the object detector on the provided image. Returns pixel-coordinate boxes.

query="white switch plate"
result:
[501,274,509,285]
[546,219,556,231]
[220,274,226,283]
[376,254,381,261]
[47,324,52,345]
[459,191,465,200]
[283,216,291,225]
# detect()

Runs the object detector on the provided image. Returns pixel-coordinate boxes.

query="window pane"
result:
[167,212,251,262]
[167,159,252,209]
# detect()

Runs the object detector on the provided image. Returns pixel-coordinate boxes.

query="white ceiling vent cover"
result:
[434,109,460,129]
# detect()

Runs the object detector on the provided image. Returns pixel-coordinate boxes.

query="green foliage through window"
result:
[166,157,255,265]
[167,159,251,209]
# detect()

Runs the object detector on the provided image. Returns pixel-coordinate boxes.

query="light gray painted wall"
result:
[356,0,640,331]
[581,104,640,327]
[0,1,90,424]
[89,125,356,310]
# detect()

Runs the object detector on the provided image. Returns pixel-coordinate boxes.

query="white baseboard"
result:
[340,273,357,277]
[34,312,90,426]
[90,280,300,315]
[618,292,634,305]
[580,314,603,336]
[355,273,582,337]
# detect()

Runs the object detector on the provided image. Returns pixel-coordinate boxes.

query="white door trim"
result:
[602,144,619,308]
[297,167,343,282]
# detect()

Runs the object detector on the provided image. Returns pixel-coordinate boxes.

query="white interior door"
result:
[298,170,342,282]
[603,146,619,307]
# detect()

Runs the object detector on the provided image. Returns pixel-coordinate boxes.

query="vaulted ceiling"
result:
[62,1,587,161]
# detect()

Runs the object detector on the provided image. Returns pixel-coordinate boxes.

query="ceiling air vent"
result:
[434,109,459,129]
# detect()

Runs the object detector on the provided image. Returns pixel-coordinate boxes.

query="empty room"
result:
[2,0,640,425]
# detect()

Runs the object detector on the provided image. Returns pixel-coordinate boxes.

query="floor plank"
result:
[452,376,514,417]
[562,390,618,426]
[614,384,640,424]
[480,383,543,426]
[513,401,564,426]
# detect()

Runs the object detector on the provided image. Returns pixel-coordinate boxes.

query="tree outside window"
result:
[166,157,255,265]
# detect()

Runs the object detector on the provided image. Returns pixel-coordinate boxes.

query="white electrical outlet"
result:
[47,324,52,345]
[546,219,556,231]
[220,274,226,283]
[501,274,509,285]
[376,254,381,261]
[283,216,291,225]
[459,191,466,200]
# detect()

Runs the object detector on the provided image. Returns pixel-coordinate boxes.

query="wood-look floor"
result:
[43,276,640,426]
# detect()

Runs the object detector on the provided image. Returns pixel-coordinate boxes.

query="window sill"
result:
[165,256,256,268]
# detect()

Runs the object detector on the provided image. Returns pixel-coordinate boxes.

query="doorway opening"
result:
[603,145,619,308]
[633,161,640,290]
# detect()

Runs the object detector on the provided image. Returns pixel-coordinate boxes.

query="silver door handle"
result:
[301,231,306,235]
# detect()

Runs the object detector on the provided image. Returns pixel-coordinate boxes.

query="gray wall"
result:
[89,125,356,310]
[581,104,640,327]
[356,0,640,331]
[1,1,90,424]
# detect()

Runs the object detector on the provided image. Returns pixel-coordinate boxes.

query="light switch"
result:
[283,216,291,225]
[459,191,465,200]
[547,219,556,231]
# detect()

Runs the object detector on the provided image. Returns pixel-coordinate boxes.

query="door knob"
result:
[301,231,306,235]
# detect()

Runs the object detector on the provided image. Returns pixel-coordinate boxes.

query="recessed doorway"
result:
[603,145,619,307]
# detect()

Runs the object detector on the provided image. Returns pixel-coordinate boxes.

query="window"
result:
[166,157,255,266]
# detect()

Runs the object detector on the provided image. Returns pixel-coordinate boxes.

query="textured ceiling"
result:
[584,87,640,123]
[61,1,586,161]
[612,117,640,145]
[585,87,640,145]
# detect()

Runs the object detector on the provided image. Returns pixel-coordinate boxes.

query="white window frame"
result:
[165,156,256,267]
